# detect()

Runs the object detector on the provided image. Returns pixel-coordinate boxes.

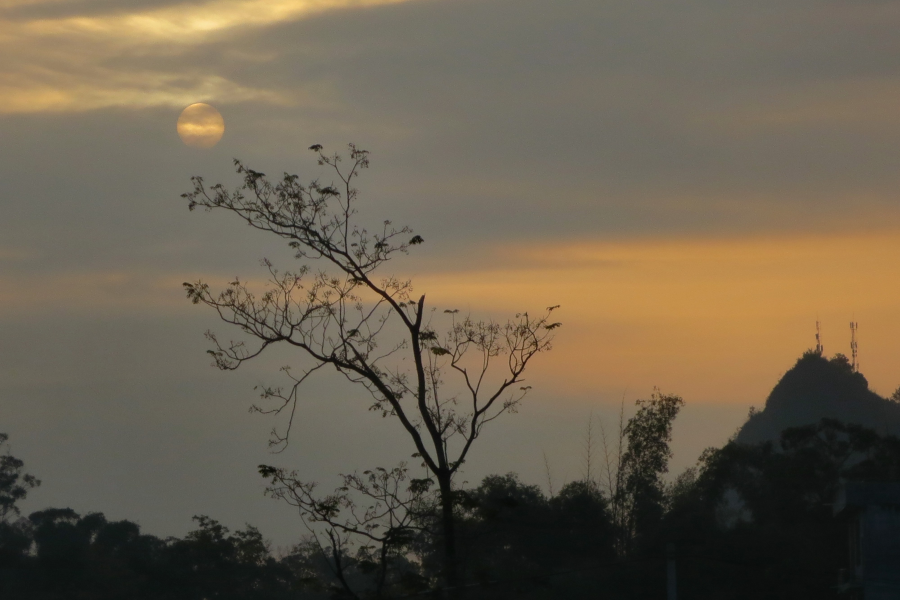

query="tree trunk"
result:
[437,472,458,594]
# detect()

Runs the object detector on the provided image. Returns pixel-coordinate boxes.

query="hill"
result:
[736,351,900,445]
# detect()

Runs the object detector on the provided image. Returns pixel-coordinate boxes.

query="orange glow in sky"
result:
[413,229,900,406]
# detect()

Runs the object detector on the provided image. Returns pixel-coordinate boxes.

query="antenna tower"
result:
[850,321,859,372]
[815,320,823,355]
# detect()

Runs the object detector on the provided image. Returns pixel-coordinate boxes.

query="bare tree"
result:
[581,410,597,486]
[598,398,627,555]
[183,144,559,588]
[259,463,432,598]
[541,450,555,498]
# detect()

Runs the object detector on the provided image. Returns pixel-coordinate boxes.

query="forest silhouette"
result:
[4,350,900,599]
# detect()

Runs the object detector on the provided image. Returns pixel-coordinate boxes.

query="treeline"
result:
[4,411,900,598]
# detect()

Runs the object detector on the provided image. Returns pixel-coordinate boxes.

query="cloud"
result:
[0,72,287,113]
[0,0,416,113]
[4,0,900,253]
[0,246,33,261]
[0,269,192,313]
[175,0,900,238]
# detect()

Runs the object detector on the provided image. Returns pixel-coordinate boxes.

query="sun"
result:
[177,103,225,148]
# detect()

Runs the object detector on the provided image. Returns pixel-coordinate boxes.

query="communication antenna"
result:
[850,321,859,372]
[815,319,823,355]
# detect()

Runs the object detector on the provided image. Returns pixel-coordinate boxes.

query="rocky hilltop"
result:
[736,351,900,445]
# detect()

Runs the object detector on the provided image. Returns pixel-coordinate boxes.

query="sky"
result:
[3,0,900,546]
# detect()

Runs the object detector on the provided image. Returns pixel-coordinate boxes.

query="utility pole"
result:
[667,543,677,600]
[850,321,859,372]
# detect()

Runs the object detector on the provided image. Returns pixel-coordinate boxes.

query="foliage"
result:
[601,390,684,555]
[1,510,302,600]
[620,391,684,507]
[429,474,615,599]
[657,419,900,599]
[0,433,40,522]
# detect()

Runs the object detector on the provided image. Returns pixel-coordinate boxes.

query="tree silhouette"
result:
[605,391,684,555]
[258,462,433,598]
[183,144,559,589]
[457,474,614,585]
[657,418,900,599]
[0,433,41,593]
[0,433,40,523]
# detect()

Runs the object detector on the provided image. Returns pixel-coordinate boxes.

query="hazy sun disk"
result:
[177,103,224,148]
